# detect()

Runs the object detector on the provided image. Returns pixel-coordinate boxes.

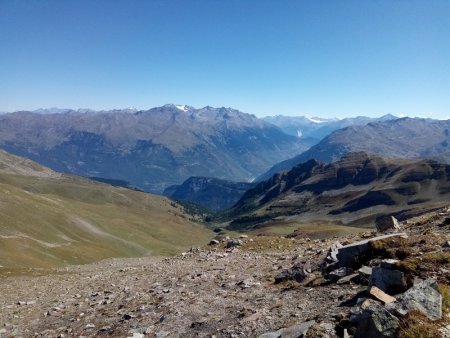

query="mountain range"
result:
[0,105,308,193]
[259,117,450,181]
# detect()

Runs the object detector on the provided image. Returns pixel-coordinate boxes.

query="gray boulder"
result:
[369,266,407,294]
[387,278,442,321]
[375,216,400,233]
[336,233,408,268]
[354,302,399,338]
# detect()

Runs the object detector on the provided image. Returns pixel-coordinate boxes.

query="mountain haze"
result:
[263,114,398,140]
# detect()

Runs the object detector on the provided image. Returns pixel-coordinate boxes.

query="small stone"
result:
[99,326,111,332]
[209,239,220,245]
[358,266,372,277]
[337,273,359,285]
[368,286,396,304]
[274,263,309,284]
[442,241,450,248]
[156,331,170,338]
[257,320,315,338]
[237,279,261,288]
[327,267,354,282]
[128,334,144,338]
[85,324,95,329]
[226,239,242,248]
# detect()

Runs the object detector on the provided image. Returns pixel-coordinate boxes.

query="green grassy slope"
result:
[0,172,212,269]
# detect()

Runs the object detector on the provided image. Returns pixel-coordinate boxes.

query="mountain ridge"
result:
[0,105,308,193]
[227,151,450,230]
[258,117,450,181]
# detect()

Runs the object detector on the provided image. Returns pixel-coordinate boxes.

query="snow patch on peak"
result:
[176,105,188,112]
[306,117,329,124]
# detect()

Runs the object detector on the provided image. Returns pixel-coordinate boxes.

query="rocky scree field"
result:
[0,208,449,338]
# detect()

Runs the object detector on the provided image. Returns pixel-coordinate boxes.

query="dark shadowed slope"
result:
[228,152,450,230]
[163,176,255,211]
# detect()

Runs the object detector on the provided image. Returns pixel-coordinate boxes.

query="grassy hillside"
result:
[0,154,212,269]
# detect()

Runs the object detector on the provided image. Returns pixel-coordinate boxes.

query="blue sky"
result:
[0,0,449,118]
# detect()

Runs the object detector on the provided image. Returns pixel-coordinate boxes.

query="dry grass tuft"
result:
[423,252,450,265]
[399,310,443,338]
[438,283,450,316]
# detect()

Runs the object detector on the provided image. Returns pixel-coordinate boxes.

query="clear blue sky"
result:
[0,0,449,118]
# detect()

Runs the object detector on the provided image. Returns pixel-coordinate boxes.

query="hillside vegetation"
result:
[0,151,211,270]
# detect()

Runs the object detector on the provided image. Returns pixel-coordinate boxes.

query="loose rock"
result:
[375,216,401,233]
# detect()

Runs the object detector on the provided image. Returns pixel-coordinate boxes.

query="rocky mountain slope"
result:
[227,152,450,230]
[0,105,307,193]
[259,117,450,181]
[262,114,398,140]
[1,208,449,337]
[163,177,255,211]
[0,150,211,269]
